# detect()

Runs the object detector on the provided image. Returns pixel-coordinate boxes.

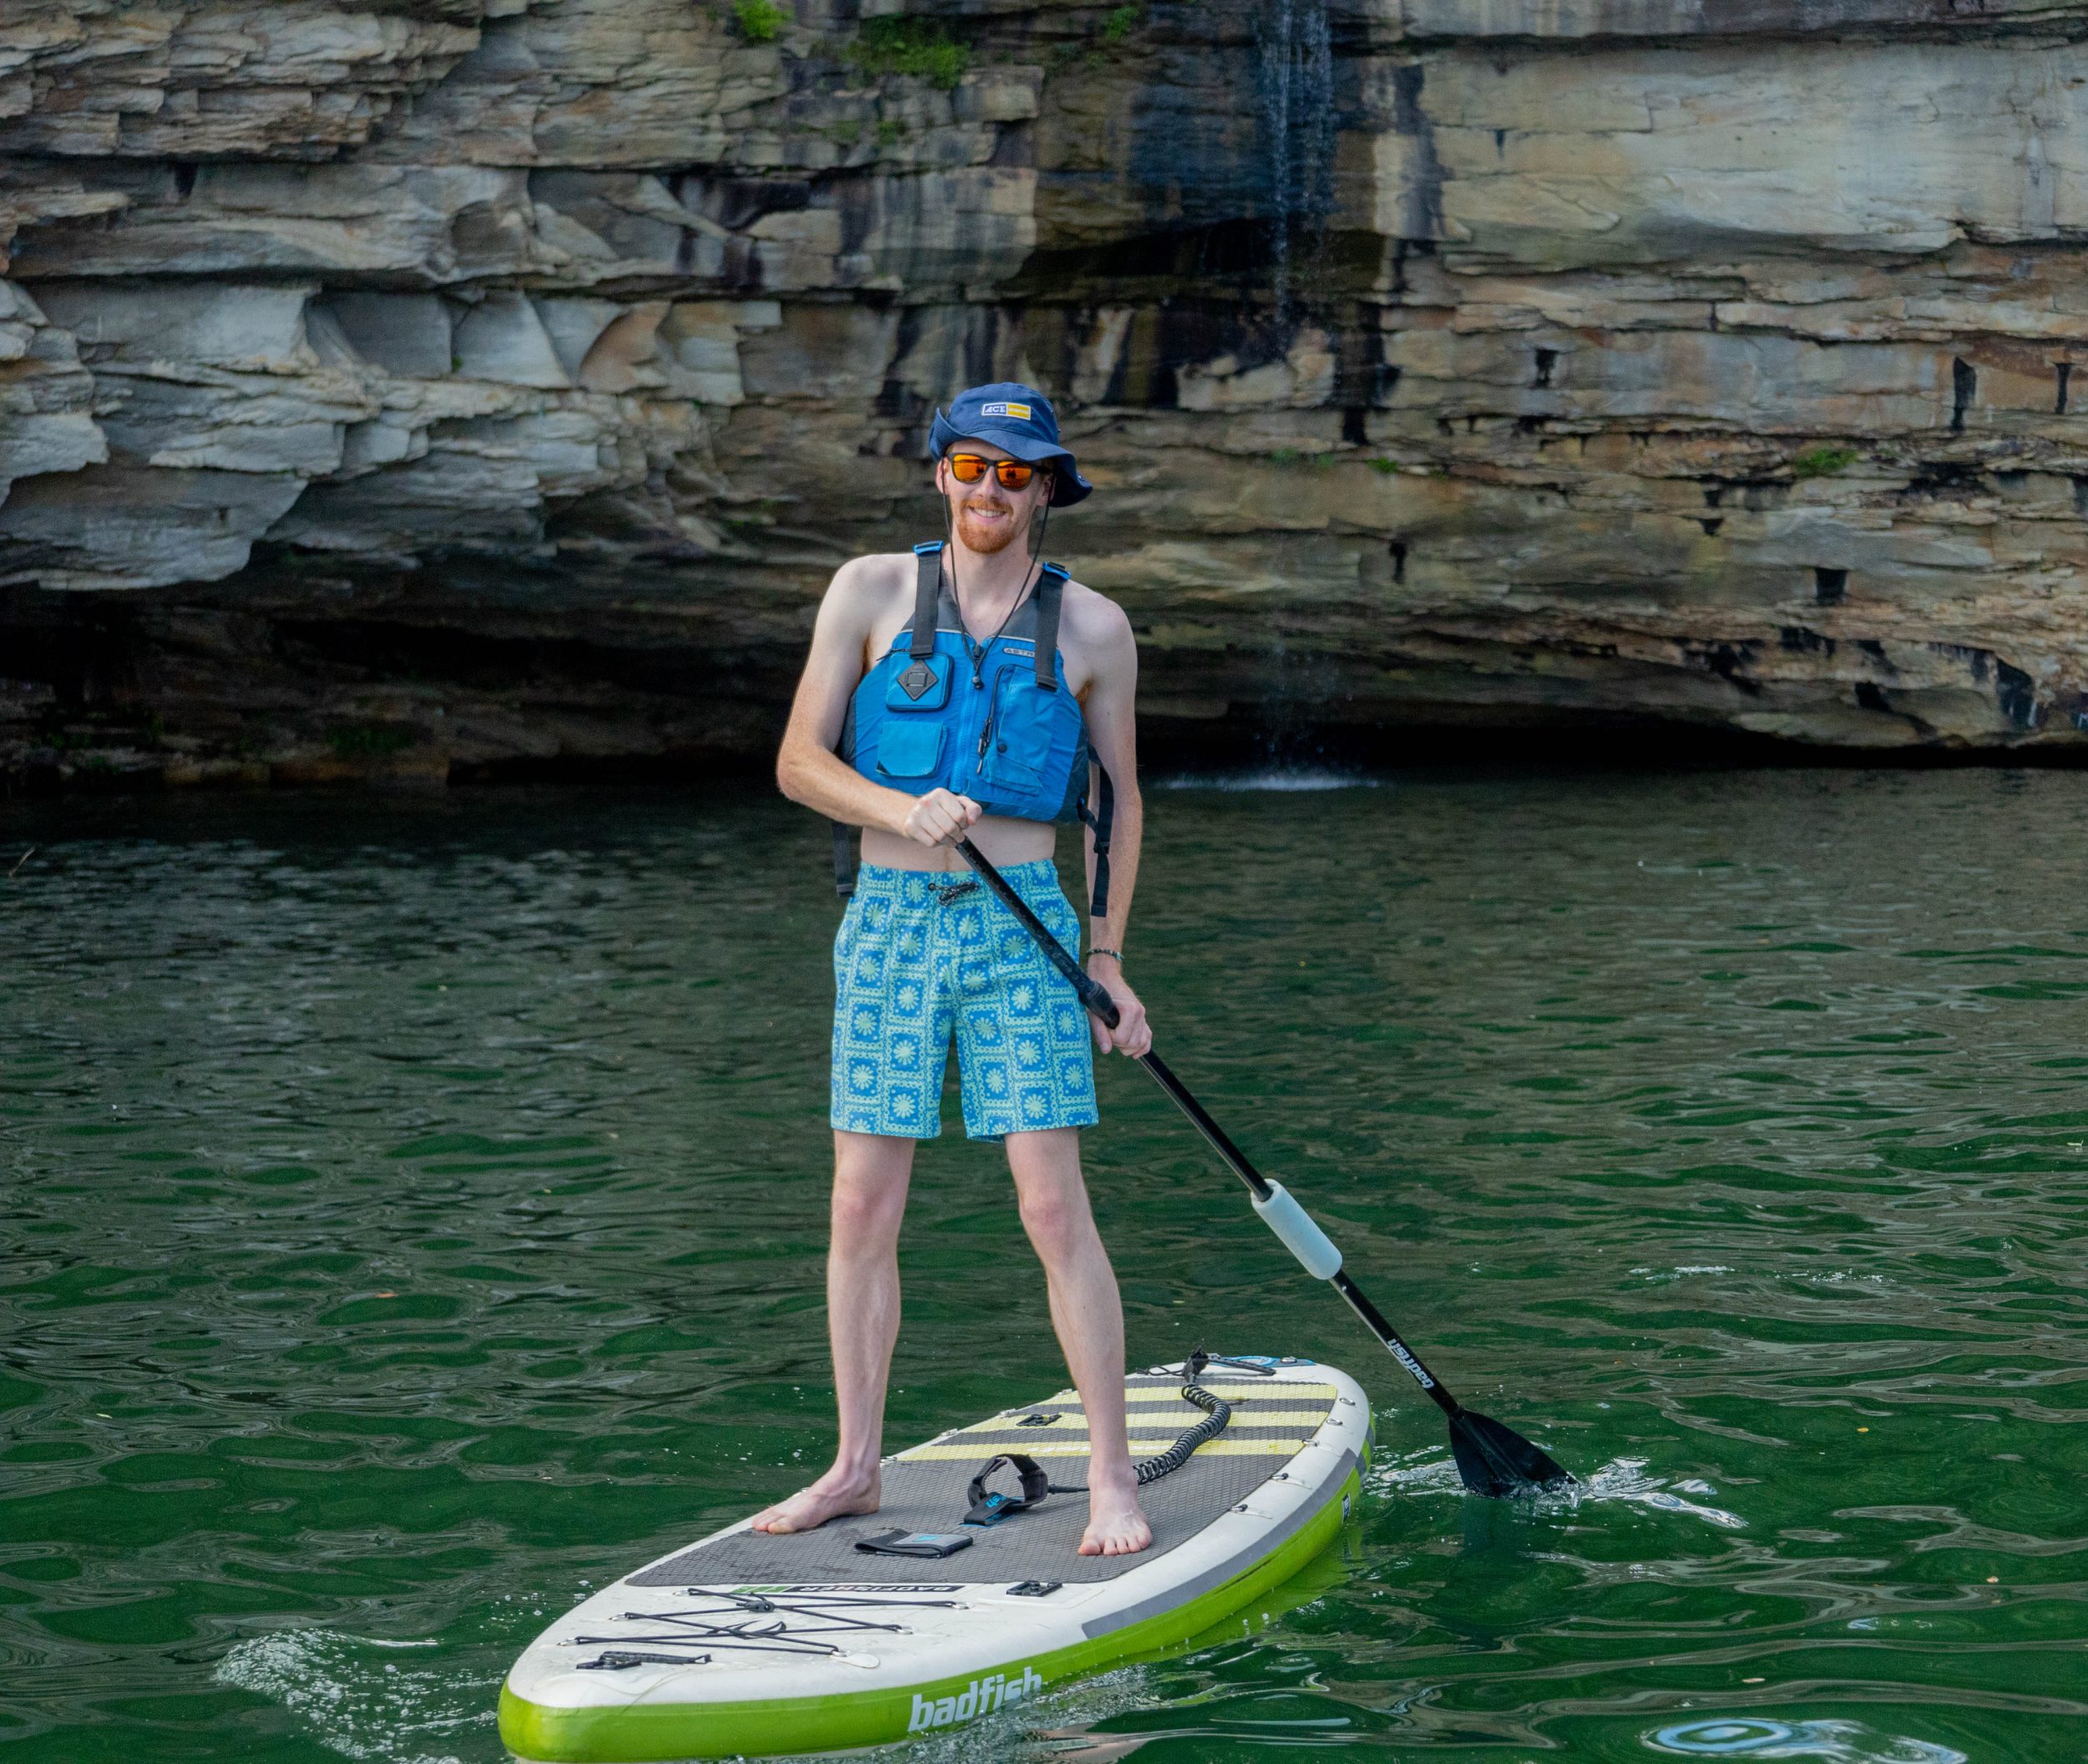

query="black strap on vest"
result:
[918,542,1062,688]
[909,541,941,661]
[831,820,855,899]
[1078,762,1115,919]
[1031,564,1067,691]
[831,694,859,898]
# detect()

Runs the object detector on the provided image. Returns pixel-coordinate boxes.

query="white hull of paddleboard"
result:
[500,1358,1371,1761]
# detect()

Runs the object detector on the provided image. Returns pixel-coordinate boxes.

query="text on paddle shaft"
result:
[1387,1341,1436,1391]
[908,1666,1044,1732]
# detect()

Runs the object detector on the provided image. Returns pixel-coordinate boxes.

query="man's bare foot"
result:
[1077,1476,1152,1557]
[750,1466,880,1534]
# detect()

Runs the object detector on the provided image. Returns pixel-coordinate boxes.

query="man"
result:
[766,383,1155,1557]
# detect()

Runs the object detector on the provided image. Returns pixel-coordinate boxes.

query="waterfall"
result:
[1254,0,1335,323]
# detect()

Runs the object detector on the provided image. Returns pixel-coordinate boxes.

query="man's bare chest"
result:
[861,575,1095,698]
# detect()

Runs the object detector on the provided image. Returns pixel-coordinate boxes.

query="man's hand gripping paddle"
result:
[955,839,1575,1499]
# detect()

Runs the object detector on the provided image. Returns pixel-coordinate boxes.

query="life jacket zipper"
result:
[973,641,996,771]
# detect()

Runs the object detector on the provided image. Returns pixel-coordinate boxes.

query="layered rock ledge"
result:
[6,0,2088,787]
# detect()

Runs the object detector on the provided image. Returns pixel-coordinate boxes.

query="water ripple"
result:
[6,773,2087,1760]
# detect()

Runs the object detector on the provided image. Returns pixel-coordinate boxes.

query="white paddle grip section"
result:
[1251,1182,1343,1280]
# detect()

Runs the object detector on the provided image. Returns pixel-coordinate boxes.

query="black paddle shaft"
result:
[953,838,1462,1420]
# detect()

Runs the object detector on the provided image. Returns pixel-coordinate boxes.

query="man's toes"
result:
[751,1498,810,1534]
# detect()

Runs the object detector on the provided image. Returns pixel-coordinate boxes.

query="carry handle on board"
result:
[953,836,1575,1500]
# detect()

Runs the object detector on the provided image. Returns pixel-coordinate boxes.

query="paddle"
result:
[954,837,1575,1499]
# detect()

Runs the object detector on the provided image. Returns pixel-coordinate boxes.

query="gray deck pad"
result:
[635,1376,1338,1587]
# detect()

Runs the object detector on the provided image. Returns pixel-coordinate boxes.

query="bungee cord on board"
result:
[575,1591,961,1672]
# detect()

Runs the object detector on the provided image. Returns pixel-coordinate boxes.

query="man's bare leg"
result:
[752,1131,914,1533]
[1005,1127,1153,1557]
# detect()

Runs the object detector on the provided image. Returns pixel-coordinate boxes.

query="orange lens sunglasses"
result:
[945,453,1044,490]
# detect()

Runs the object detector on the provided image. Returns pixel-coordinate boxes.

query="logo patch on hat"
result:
[980,401,1031,420]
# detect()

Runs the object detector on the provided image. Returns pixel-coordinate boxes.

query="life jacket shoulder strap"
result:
[1031,562,1069,691]
[910,541,942,662]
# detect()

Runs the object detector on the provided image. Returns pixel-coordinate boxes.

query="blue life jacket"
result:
[834,542,1114,911]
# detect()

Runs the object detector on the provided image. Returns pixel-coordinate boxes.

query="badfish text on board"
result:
[907,1666,1045,1731]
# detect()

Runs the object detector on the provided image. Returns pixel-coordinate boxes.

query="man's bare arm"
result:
[776,558,982,846]
[1075,592,1152,1056]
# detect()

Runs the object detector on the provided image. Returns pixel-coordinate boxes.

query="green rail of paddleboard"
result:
[499,1463,1361,1763]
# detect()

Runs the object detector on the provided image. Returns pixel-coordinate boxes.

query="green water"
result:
[5,768,2086,1764]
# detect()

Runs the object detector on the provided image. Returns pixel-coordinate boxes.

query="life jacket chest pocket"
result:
[979,662,1056,794]
[874,721,945,779]
[885,653,953,712]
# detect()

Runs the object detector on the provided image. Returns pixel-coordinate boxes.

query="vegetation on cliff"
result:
[4,0,2086,788]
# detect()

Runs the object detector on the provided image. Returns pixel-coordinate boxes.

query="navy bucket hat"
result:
[927,382,1092,507]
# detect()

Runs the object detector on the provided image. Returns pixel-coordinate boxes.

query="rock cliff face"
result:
[6,0,2088,785]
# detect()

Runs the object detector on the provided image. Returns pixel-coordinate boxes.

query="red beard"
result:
[954,499,1023,555]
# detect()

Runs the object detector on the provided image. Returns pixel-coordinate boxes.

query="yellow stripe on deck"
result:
[955,1411,1336,1436]
[897,1438,1312,1461]
[1028,1385,1336,1407]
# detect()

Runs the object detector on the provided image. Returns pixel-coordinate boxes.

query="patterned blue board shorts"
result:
[831,861,1099,1142]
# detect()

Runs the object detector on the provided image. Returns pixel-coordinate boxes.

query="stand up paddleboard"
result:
[500,1356,1369,1761]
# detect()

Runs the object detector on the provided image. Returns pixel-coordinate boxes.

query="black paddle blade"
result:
[1447,1407,1575,1498]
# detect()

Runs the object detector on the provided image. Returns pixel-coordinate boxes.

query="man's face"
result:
[936,440,1052,557]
